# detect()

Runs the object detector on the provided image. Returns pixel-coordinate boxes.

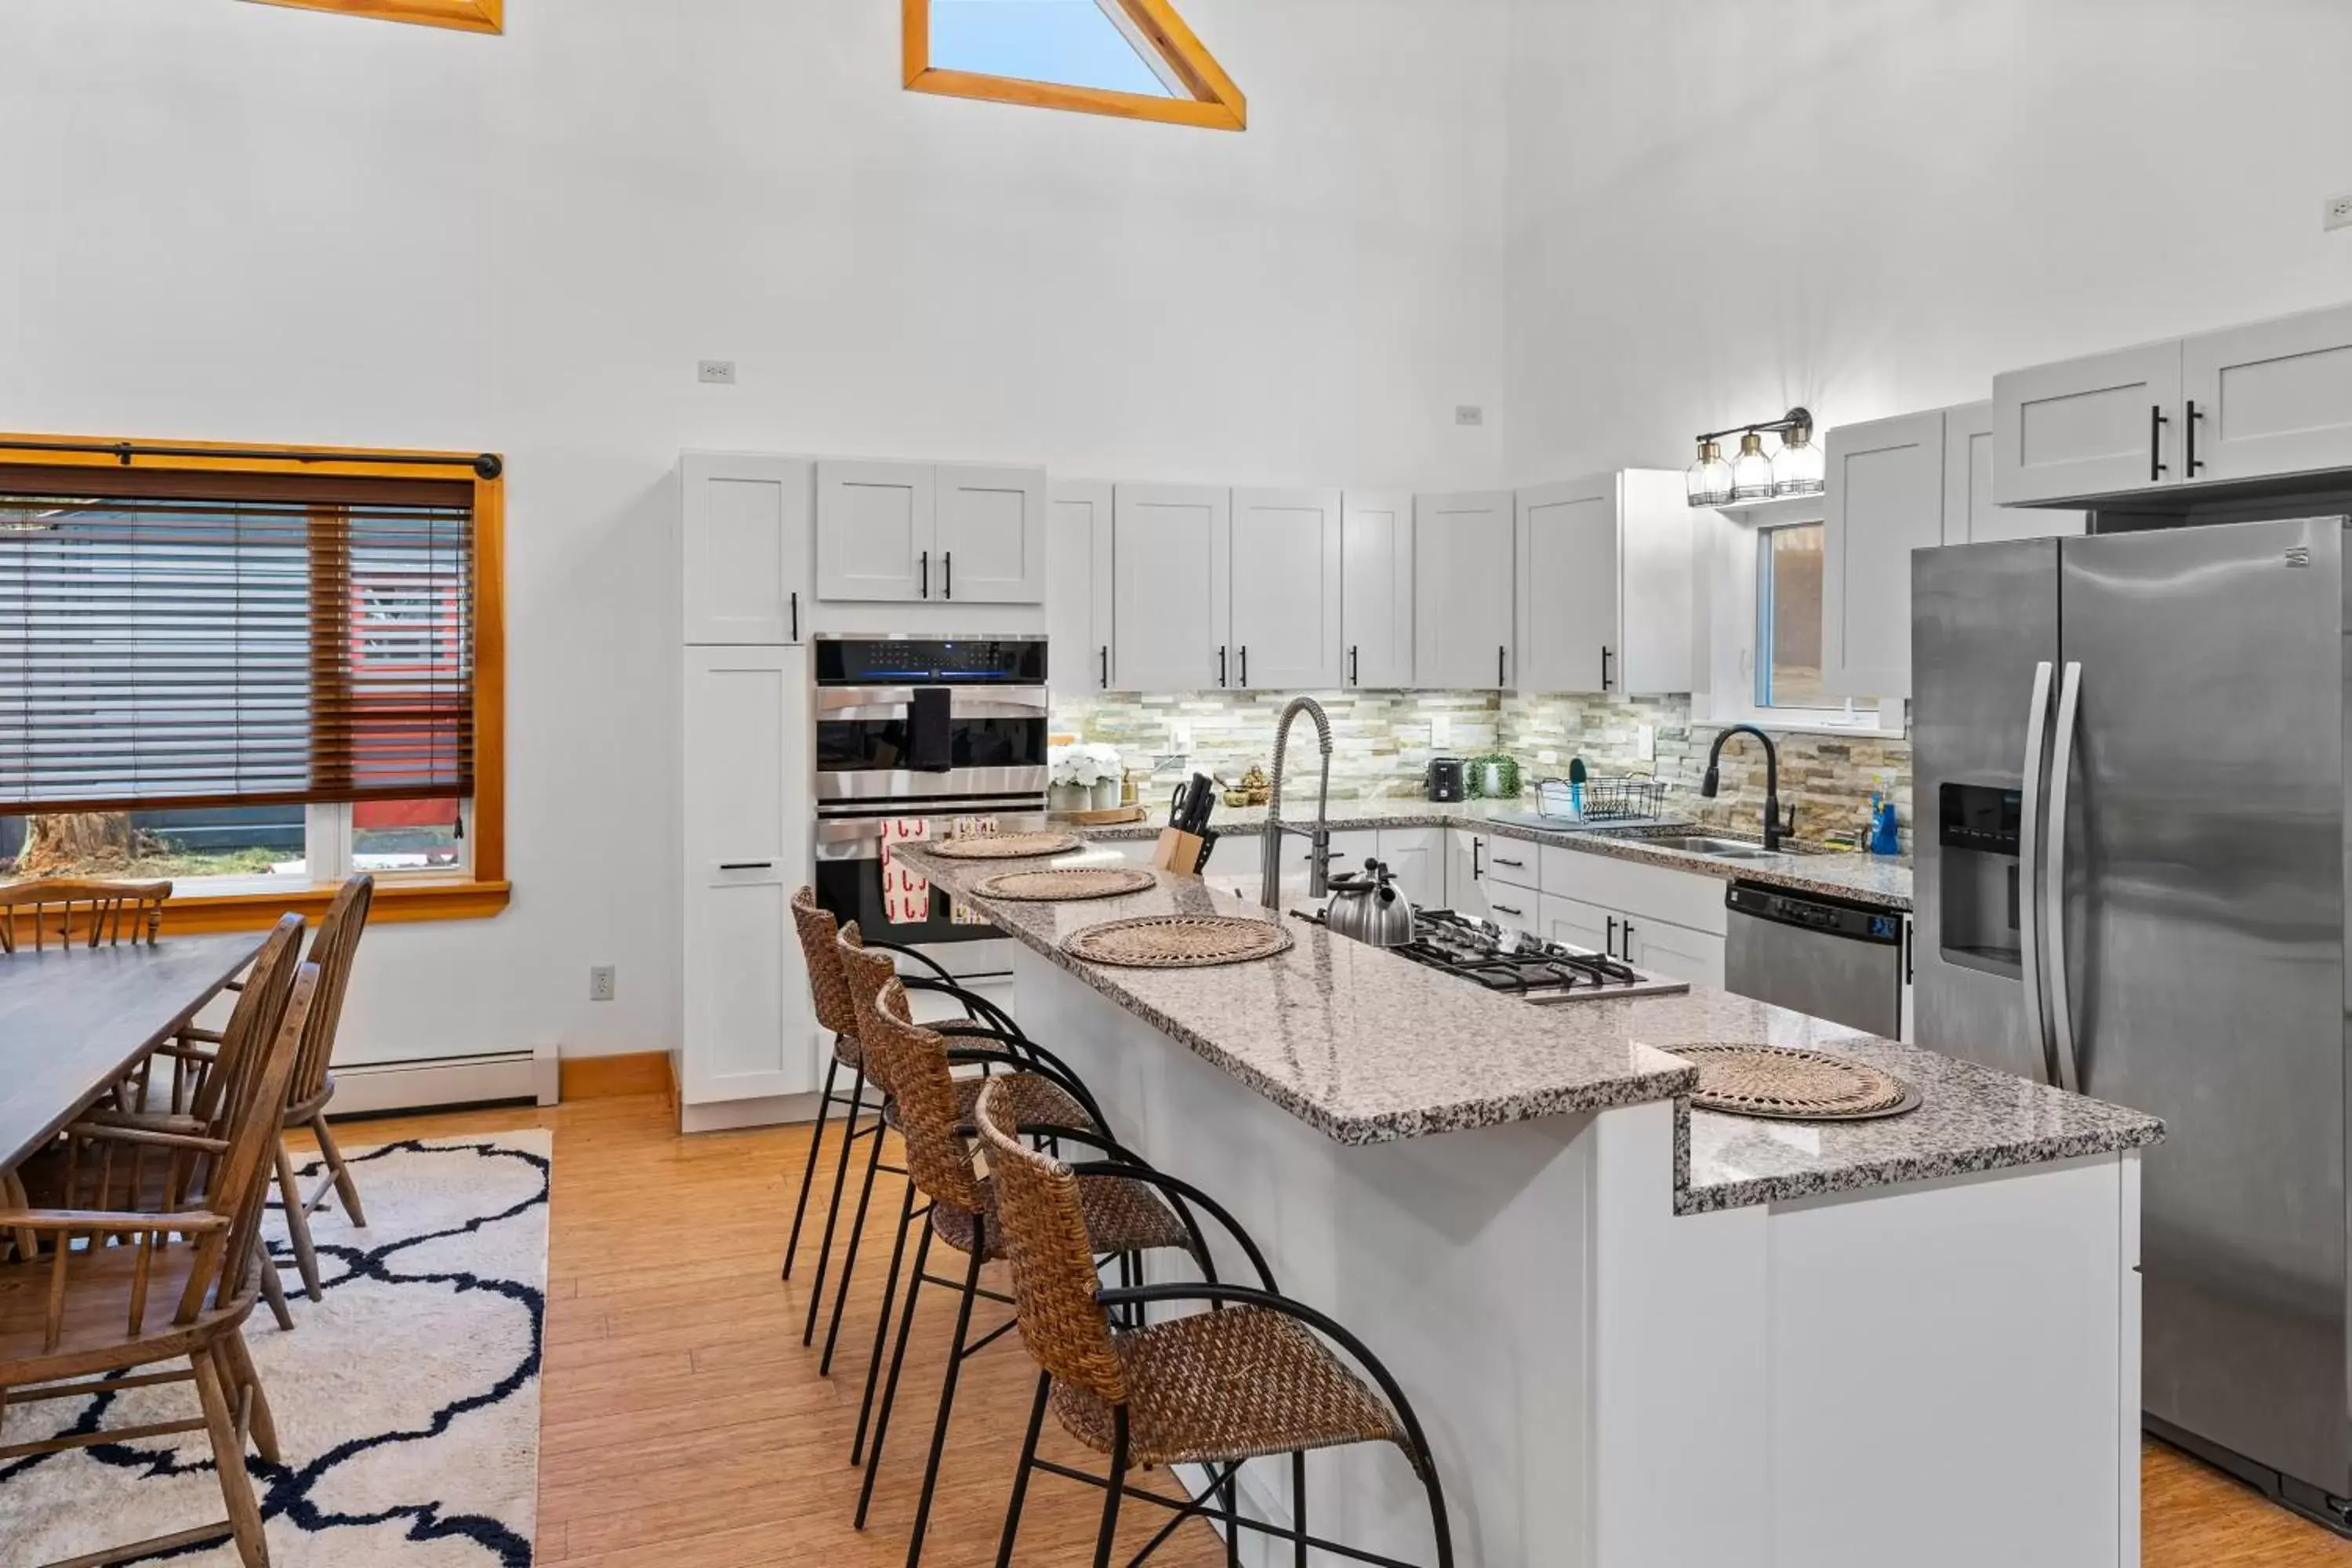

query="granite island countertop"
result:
[1069,797,1915,912]
[900,848,2161,1213]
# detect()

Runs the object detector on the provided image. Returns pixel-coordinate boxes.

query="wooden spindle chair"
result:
[0,957,323,1568]
[261,876,375,1303]
[972,1077,1457,1568]
[0,877,172,954]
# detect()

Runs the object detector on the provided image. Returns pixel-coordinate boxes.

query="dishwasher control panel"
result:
[1726,882,1903,945]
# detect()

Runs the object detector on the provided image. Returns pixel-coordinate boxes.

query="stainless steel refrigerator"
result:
[1914,516,2351,1529]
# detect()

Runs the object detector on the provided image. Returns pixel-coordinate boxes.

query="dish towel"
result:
[880,817,931,924]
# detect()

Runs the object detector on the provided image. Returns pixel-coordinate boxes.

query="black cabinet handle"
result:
[1492,901,1526,919]
[2151,405,2169,482]
[1218,645,1228,688]
[942,550,953,598]
[1622,920,1636,955]
[1472,837,1483,879]
[1600,644,1613,691]
[1240,646,1248,687]
[1493,854,1526,869]
[789,590,799,642]
[920,550,930,598]
[1497,645,1506,687]
[720,861,775,871]
[1099,645,1109,689]
[1605,916,1617,957]
[2187,399,2205,476]
[1349,645,1359,686]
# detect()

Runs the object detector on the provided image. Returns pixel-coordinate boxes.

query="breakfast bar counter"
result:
[903,848,2158,1568]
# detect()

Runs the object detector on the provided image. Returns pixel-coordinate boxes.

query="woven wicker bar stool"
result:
[973,1077,1457,1568]
[847,975,1204,1568]
[786,891,1040,1368]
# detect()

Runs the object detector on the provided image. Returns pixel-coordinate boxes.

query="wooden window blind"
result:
[1,467,477,814]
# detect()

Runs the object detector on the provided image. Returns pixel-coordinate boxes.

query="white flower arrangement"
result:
[1048,742,1123,789]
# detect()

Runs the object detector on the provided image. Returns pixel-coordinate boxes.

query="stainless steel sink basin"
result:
[1645,835,1792,860]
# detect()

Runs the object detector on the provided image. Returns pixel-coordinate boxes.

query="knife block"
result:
[1151,827,1205,876]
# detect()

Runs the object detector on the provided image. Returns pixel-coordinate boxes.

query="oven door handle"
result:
[816,686,1051,717]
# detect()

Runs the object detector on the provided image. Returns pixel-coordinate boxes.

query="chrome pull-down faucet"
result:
[1261,696,1334,910]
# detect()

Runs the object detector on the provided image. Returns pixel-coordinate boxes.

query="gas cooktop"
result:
[1389,909,1690,1003]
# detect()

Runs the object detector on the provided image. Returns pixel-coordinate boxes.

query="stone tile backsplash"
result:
[1055,688,1912,853]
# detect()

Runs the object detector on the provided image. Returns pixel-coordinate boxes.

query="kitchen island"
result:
[903,847,2158,1568]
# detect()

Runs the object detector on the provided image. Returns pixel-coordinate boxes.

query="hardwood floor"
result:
[308,1091,2352,1566]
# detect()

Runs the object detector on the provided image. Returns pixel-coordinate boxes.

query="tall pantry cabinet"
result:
[677,454,819,1130]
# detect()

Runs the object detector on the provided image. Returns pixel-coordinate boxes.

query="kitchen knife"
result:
[1195,828,1218,873]
[1182,772,1216,833]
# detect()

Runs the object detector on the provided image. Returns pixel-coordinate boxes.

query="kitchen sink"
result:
[1642,835,1795,860]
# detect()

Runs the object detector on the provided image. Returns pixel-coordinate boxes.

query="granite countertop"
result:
[1070,797,1915,912]
[901,848,2161,1211]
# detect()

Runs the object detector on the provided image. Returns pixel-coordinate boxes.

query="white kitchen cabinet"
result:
[1374,826,1445,910]
[1414,492,1515,689]
[1824,409,1944,701]
[1540,891,1615,956]
[1515,470,1693,695]
[681,452,812,644]
[1047,480,1115,698]
[1230,488,1344,690]
[816,459,1046,604]
[681,644,817,1107]
[1940,403,2083,546]
[1341,492,1414,688]
[1622,915,1727,989]
[934,464,1047,604]
[1445,829,1490,920]
[1111,484,1229,691]
[1992,341,2183,506]
[2182,302,2352,485]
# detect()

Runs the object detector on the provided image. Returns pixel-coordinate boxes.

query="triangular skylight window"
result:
[906,0,1247,131]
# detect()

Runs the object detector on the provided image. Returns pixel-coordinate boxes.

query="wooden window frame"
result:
[244,0,503,34]
[902,0,1246,131]
[0,433,510,932]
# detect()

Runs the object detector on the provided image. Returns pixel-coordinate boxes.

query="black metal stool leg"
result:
[852,1181,921,1465]
[801,1065,870,1341]
[1093,1406,1131,1568]
[1293,1450,1308,1568]
[904,1220,985,1567]
[1218,1463,1242,1568]
[820,1093,890,1371]
[996,1370,1051,1568]
[782,1054,841,1280]
[856,1221,933,1530]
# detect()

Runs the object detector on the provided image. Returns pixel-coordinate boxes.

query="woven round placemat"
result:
[973,867,1158,902]
[1673,1044,1920,1122]
[1063,914,1294,968]
[924,831,1083,861]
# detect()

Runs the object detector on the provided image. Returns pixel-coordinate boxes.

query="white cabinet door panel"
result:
[1993,341,2183,505]
[1231,488,1343,690]
[1623,915,1726,989]
[682,453,811,644]
[1540,892,1616,956]
[1941,402,2083,546]
[1341,492,1414,688]
[1825,410,1944,700]
[935,464,1046,604]
[816,460,932,602]
[1047,481,1114,698]
[1414,492,1515,689]
[1112,485,1229,691]
[2183,303,2352,485]
[682,646,815,1104]
[1375,827,1445,911]
[1617,470,1697,694]
[1516,476,1618,695]
[1445,830,1490,920]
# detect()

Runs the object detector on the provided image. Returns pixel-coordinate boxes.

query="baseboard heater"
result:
[325,1044,560,1119]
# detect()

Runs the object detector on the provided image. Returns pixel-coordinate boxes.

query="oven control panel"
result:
[815,637,1047,686]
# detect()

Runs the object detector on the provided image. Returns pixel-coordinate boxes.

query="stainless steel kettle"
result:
[1323,858,1416,948]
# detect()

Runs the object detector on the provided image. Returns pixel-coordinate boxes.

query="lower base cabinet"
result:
[1540,891,1726,986]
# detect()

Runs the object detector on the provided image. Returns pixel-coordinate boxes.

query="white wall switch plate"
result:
[589,964,616,1002]
[1635,724,1656,761]
[697,359,738,384]
[2328,194,2352,231]
[1432,713,1452,747]
[1168,718,1192,753]
[1455,405,1485,426]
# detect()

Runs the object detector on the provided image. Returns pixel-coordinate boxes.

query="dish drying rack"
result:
[1536,775,1668,822]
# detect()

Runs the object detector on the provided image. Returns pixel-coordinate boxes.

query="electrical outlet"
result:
[1454,405,1485,427]
[1635,724,1656,761]
[1537,749,1559,765]
[1432,713,1452,747]
[589,965,616,1002]
[1169,718,1192,753]
[697,360,738,385]
[2328,194,2352,231]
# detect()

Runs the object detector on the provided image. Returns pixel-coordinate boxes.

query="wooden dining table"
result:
[0,933,269,1174]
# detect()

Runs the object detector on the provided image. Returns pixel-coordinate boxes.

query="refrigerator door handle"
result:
[2018,660,2056,1085]
[2044,660,2085,1094]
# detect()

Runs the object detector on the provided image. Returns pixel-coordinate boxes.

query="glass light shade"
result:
[1771,425,1826,498]
[1685,439,1734,508]
[1729,430,1776,502]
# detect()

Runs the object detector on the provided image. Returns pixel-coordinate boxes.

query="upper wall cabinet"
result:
[1515,470,1692,695]
[1414,492,1515,690]
[1940,402,2083,545]
[1824,410,1944,699]
[815,459,1045,604]
[681,452,813,645]
[1229,488,1343,690]
[1993,299,2352,505]
[1341,492,1414,688]
[1111,484,1229,691]
[1047,480,1115,698]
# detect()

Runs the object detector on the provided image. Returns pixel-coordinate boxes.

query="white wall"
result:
[0,0,1510,1062]
[1504,0,2352,480]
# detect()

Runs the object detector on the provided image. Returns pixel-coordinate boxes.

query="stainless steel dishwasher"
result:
[1723,881,1905,1036]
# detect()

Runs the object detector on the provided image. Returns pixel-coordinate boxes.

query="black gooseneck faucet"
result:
[1699,724,1788,852]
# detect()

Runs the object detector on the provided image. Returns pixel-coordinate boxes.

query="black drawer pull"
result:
[720,861,775,871]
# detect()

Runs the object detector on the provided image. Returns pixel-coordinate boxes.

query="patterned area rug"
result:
[0,1132,549,1566]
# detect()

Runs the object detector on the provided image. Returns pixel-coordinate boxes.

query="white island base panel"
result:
[1011,947,2142,1568]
